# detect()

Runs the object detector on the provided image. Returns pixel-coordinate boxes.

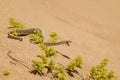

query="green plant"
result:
[28,27,115,80]
[74,55,82,68]
[57,74,66,80]
[49,32,57,37]
[38,54,48,63]
[33,29,42,36]
[52,66,66,80]
[8,18,116,80]
[3,70,10,76]
[52,70,58,77]
[32,60,45,72]
[88,59,115,80]
[9,18,25,28]
[50,37,58,43]
[49,32,58,43]
[38,43,47,51]
[30,29,43,43]
[45,47,56,57]
[66,55,82,72]
[30,34,43,43]
[39,43,56,57]
[48,59,55,72]
[66,60,76,72]
[10,29,18,36]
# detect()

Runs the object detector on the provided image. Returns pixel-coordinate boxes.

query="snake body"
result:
[8,28,71,46]
[8,28,46,41]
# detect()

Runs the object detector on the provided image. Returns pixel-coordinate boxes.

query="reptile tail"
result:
[43,40,72,46]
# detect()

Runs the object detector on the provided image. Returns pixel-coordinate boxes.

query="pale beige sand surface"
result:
[0,0,120,80]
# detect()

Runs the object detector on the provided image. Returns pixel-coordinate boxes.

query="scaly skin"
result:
[8,28,71,46]
[8,28,46,41]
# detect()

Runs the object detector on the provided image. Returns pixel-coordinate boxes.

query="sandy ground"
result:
[0,0,120,80]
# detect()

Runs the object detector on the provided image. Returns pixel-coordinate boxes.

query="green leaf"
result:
[33,29,42,36]
[38,54,48,63]
[67,60,76,71]
[49,32,58,43]
[66,55,82,72]
[49,32,57,37]
[74,55,82,68]
[89,59,115,80]
[52,66,66,80]
[3,70,10,76]
[45,47,56,57]
[9,18,25,28]
[29,29,43,43]
[38,43,47,51]
[32,60,45,72]
[48,59,55,71]
[50,37,57,43]
[10,29,18,36]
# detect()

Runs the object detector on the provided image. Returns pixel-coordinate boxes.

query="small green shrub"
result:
[38,43,47,51]
[66,55,82,72]
[39,43,56,57]
[10,29,18,36]
[3,70,10,76]
[52,66,66,80]
[38,54,48,63]
[48,59,55,71]
[49,32,58,43]
[50,37,58,43]
[49,32,57,37]
[74,55,82,68]
[9,18,25,28]
[32,60,45,72]
[57,74,66,80]
[67,60,76,72]
[30,34,43,43]
[45,47,56,57]
[88,59,115,80]
[30,29,43,43]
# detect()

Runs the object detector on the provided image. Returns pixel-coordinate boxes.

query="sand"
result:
[0,0,120,80]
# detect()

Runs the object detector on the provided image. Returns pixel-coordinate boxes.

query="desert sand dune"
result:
[0,0,120,80]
